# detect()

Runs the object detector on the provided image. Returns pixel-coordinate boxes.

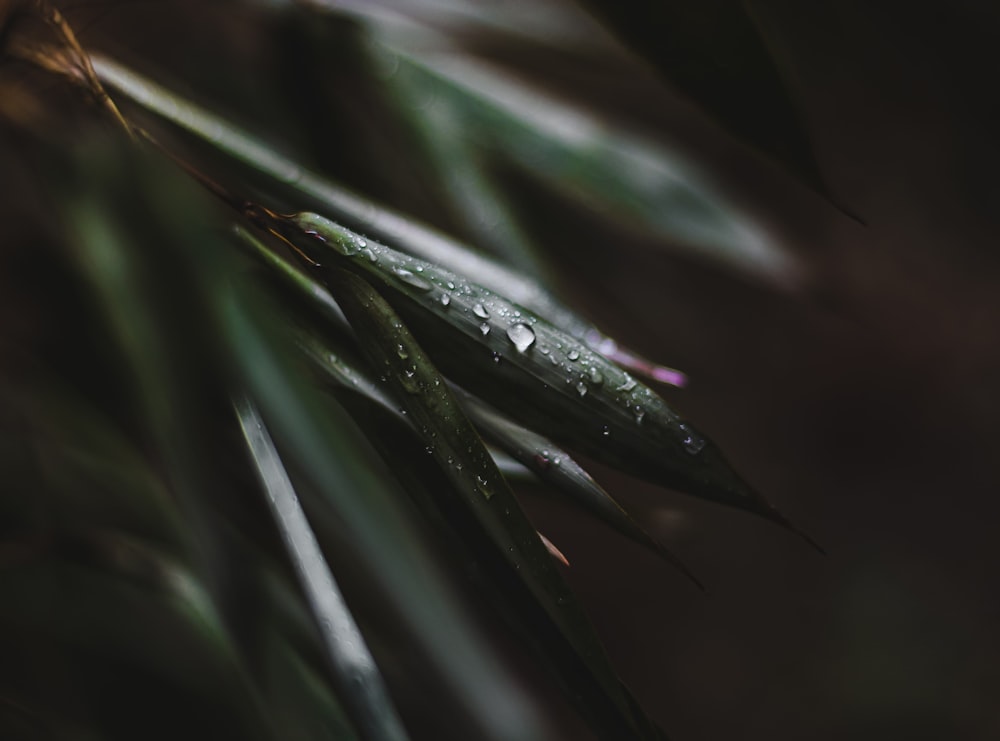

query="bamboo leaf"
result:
[234,394,410,741]
[91,53,687,387]
[215,278,553,741]
[379,45,797,283]
[59,142,289,731]
[288,309,699,587]
[454,391,702,588]
[319,265,668,740]
[252,210,812,547]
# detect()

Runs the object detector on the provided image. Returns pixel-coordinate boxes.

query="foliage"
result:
[0,1,827,739]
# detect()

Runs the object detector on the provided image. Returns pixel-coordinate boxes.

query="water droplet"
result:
[392,266,433,291]
[506,323,536,353]
[365,249,378,263]
[567,349,580,361]
[473,303,490,319]
[538,346,550,355]
[491,351,503,364]
[576,381,588,397]
[616,376,637,392]
[633,405,646,424]
[479,322,491,336]
[358,239,367,248]
[446,280,456,290]
[678,423,706,454]
[439,292,451,306]
[588,367,604,385]
[396,344,408,360]
[601,425,610,437]
[400,373,419,394]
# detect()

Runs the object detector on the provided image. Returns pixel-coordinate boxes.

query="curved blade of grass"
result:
[256,211,816,549]
[293,323,649,576]
[60,142,303,739]
[91,53,686,388]
[381,46,798,285]
[455,392,702,588]
[232,223,696,573]
[323,266,668,740]
[250,228,696,584]
[377,47,549,279]
[234,394,410,741]
[217,282,552,741]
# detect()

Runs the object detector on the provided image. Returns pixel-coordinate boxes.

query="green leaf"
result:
[318,265,668,740]
[215,278,553,741]
[59,139,288,711]
[378,45,797,283]
[234,394,410,741]
[256,210,811,547]
[289,312,699,587]
[91,53,689,387]
[454,390,702,588]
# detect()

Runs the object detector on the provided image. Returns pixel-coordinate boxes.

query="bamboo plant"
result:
[0,2,823,739]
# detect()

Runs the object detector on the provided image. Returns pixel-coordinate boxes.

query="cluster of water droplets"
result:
[304,214,708,456]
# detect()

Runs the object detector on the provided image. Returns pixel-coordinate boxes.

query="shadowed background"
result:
[2,1,999,739]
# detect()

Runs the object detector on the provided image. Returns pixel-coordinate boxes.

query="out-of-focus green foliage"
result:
[0,1,828,739]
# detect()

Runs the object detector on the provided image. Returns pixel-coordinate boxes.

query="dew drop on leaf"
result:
[678,423,706,454]
[576,381,588,397]
[392,266,433,291]
[439,292,451,307]
[616,376,637,392]
[506,323,536,353]
[567,349,580,361]
[480,322,491,336]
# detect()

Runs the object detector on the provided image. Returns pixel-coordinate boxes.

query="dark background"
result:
[8,1,1000,739]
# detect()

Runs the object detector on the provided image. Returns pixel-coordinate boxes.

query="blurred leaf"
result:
[322,265,668,740]
[92,53,689,386]
[378,44,797,282]
[579,0,831,201]
[258,210,807,543]
[215,275,553,741]
[0,541,270,741]
[375,44,550,278]
[234,394,410,741]
[0,376,182,550]
[287,303,698,586]
[455,390,701,587]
